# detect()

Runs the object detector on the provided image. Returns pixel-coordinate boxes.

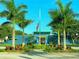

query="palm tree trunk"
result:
[12,22,15,49]
[63,28,66,50]
[58,30,61,47]
[22,29,25,48]
[12,28,15,48]
[72,39,75,44]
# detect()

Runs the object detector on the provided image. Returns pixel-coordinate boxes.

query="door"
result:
[40,37,45,44]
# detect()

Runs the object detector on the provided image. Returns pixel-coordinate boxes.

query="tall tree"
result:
[0,0,27,49]
[49,10,63,47]
[49,0,77,50]
[18,20,32,48]
[56,0,75,50]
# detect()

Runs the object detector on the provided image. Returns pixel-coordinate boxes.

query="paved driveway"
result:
[0,50,79,59]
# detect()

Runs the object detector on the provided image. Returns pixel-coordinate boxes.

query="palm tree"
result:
[56,0,78,50]
[56,0,73,50]
[0,0,27,49]
[18,20,32,48]
[49,0,77,50]
[49,10,63,47]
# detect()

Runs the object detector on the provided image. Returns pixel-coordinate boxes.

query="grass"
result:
[44,48,79,53]
[0,43,12,47]
[42,44,79,53]
[0,49,5,52]
[0,43,79,53]
[67,44,79,47]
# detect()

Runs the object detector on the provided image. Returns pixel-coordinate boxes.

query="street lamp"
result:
[76,33,78,36]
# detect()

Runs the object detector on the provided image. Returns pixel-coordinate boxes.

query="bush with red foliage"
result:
[5,46,14,50]
[55,45,63,50]
[15,45,22,50]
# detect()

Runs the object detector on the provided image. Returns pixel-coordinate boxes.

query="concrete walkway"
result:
[0,50,79,59]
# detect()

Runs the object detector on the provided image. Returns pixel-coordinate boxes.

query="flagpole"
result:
[38,8,41,32]
[36,8,41,32]
[38,8,41,44]
[39,8,41,20]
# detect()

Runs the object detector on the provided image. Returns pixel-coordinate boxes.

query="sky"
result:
[0,0,79,34]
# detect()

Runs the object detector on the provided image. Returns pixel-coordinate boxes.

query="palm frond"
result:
[7,0,15,11]
[0,10,9,17]
[65,1,72,11]
[0,0,8,5]
[56,0,64,13]
[49,10,59,19]
[18,20,32,29]
[17,11,27,17]
[17,5,27,11]
[1,21,11,26]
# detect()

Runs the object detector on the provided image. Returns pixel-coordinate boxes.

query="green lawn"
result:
[0,43,12,47]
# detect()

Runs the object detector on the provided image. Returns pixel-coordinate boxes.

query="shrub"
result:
[43,45,55,52]
[15,45,22,50]
[55,45,63,50]
[33,44,46,49]
[5,46,14,50]
[22,46,31,52]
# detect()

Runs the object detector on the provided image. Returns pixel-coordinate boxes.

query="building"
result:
[34,32,50,44]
